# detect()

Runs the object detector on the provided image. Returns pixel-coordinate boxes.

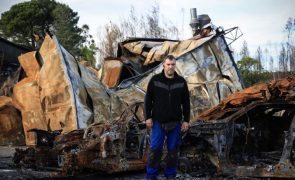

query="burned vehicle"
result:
[13,102,148,176]
[180,76,295,178]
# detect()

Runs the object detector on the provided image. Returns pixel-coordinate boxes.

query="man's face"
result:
[163,58,176,77]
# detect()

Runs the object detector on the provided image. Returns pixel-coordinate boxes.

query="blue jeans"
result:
[146,121,181,179]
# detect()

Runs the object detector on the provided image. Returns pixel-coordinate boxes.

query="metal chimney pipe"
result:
[189,8,199,36]
[190,8,197,21]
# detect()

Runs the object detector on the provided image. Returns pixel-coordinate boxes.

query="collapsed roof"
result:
[0,25,243,145]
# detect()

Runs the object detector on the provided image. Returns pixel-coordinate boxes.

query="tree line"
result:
[0,0,96,65]
[0,0,294,87]
[237,17,295,87]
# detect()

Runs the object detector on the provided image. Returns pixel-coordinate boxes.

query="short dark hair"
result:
[164,55,176,62]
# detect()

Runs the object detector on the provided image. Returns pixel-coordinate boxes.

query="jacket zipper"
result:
[168,82,171,107]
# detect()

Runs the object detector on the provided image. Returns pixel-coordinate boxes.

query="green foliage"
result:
[51,2,85,55]
[79,24,96,64]
[0,0,95,64]
[80,43,96,65]
[239,70,272,87]
[237,57,260,71]
[0,0,54,46]
[237,57,272,87]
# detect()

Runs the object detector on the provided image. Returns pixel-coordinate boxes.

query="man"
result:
[145,55,190,179]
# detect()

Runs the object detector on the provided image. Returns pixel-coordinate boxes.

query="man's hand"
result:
[181,121,189,132]
[146,118,153,129]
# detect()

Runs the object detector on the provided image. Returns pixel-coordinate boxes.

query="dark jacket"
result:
[144,70,190,123]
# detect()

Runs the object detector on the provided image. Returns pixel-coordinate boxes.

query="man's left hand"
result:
[181,122,189,132]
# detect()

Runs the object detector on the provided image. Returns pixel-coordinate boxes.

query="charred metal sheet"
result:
[38,34,92,130]
[143,41,179,65]
[8,52,45,145]
[13,77,47,145]
[18,51,41,79]
[102,59,123,88]
[115,34,243,121]
[78,63,112,123]
[79,62,126,123]
[13,102,148,176]
[197,75,295,122]
[0,96,25,145]
[28,129,61,147]
[183,75,295,178]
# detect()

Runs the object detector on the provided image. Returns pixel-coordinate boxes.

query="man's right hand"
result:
[146,118,153,129]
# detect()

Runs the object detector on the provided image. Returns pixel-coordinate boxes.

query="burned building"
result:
[6,13,246,176]
[3,9,293,179]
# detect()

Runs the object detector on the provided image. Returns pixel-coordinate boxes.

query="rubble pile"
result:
[184,75,295,178]
[1,28,243,176]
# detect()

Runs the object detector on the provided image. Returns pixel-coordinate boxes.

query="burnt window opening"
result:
[119,61,161,84]
[142,61,161,73]
[230,104,295,165]
[118,64,136,84]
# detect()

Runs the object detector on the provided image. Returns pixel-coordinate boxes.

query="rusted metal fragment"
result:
[18,51,40,79]
[0,96,12,106]
[197,76,295,122]
[80,60,101,79]
[123,41,146,57]
[184,75,295,178]
[102,59,123,88]
[172,35,214,57]
[144,41,179,65]
[13,78,47,145]
[38,34,92,131]
[79,63,111,123]
[78,63,126,123]
[0,96,25,145]
[115,86,145,106]
[269,76,295,99]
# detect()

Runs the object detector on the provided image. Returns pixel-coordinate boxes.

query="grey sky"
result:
[1,0,295,60]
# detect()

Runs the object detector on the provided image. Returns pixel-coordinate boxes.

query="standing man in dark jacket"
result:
[145,55,190,179]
